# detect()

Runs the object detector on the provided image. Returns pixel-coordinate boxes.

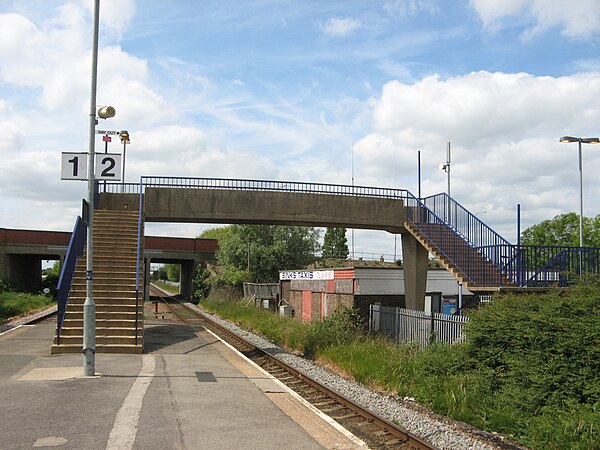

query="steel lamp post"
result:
[559,136,600,249]
[119,130,130,192]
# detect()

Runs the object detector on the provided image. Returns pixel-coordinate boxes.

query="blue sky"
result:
[1,0,600,259]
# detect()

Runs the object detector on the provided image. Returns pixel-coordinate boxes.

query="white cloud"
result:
[384,0,438,18]
[321,17,361,37]
[354,70,600,238]
[470,0,600,40]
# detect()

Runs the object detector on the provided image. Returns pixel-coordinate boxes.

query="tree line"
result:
[179,211,598,300]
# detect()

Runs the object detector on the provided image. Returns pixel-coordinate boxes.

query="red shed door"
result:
[302,291,312,321]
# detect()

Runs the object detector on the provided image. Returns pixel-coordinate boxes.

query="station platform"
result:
[0,317,365,450]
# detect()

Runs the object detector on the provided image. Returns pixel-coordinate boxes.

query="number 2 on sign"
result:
[95,153,122,180]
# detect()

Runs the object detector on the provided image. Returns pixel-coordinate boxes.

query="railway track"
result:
[149,286,437,450]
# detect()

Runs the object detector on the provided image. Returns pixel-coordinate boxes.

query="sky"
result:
[1,0,600,260]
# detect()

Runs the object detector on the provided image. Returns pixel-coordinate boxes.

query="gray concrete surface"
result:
[0,318,364,450]
[141,188,406,233]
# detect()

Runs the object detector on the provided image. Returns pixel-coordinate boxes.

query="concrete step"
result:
[54,335,141,345]
[60,319,141,328]
[64,311,142,320]
[66,296,139,304]
[59,327,138,336]
[67,290,137,298]
[65,304,140,313]
[51,343,143,354]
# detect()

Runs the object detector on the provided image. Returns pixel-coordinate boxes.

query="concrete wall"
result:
[143,188,406,233]
[98,193,139,211]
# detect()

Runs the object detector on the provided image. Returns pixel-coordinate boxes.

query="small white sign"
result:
[95,153,122,180]
[279,270,334,281]
[61,152,87,180]
[96,130,120,135]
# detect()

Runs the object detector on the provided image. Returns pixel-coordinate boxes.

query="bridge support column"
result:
[144,258,151,302]
[401,233,428,311]
[180,260,196,300]
[7,255,42,293]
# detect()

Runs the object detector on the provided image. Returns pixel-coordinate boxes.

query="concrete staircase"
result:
[51,210,143,354]
[404,221,514,291]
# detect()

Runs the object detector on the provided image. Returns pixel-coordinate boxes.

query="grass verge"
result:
[153,280,179,295]
[0,291,55,325]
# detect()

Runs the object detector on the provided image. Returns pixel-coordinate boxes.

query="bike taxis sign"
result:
[279,270,334,281]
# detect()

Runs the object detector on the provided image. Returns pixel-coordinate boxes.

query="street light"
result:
[559,136,600,248]
[119,130,130,192]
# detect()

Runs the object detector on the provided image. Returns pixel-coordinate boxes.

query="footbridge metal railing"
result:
[100,177,600,289]
[101,176,411,199]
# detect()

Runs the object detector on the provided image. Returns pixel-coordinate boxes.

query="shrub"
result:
[192,265,211,303]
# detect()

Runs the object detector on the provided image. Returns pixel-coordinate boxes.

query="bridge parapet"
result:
[144,187,406,233]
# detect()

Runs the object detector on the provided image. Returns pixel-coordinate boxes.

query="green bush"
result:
[192,265,211,303]
[304,307,363,357]
[0,279,13,294]
[463,285,600,446]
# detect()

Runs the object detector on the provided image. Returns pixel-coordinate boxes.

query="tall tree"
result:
[322,227,349,259]
[200,224,321,283]
[521,212,600,247]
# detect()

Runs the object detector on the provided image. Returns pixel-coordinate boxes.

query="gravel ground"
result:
[187,304,526,450]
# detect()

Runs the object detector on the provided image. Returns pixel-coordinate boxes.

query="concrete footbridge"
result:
[44,176,599,353]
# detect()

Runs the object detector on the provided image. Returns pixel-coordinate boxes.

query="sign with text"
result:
[279,270,334,281]
[61,152,122,180]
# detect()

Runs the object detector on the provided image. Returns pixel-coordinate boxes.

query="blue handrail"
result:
[56,216,87,344]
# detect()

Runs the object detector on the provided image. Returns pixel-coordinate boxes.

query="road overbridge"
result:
[0,227,217,295]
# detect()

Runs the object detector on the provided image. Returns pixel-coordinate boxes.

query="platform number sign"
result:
[95,153,122,180]
[61,152,122,181]
[61,152,87,180]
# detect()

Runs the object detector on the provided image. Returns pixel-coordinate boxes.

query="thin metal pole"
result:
[83,0,100,376]
[121,141,127,193]
[351,145,355,260]
[578,139,584,274]
[417,150,421,199]
[103,136,108,191]
[578,139,584,248]
[446,142,451,199]
[517,203,521,286]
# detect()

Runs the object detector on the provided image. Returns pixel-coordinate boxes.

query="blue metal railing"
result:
[99,176,600,289]
[56,216,87,344]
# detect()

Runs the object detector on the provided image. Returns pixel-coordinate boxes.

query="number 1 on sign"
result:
[61,152,87,180]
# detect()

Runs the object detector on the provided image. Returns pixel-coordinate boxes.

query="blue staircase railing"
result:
[56,216,87,344]
[405,192,600,288]
[99,177,600,289]
[403,192,513,286]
